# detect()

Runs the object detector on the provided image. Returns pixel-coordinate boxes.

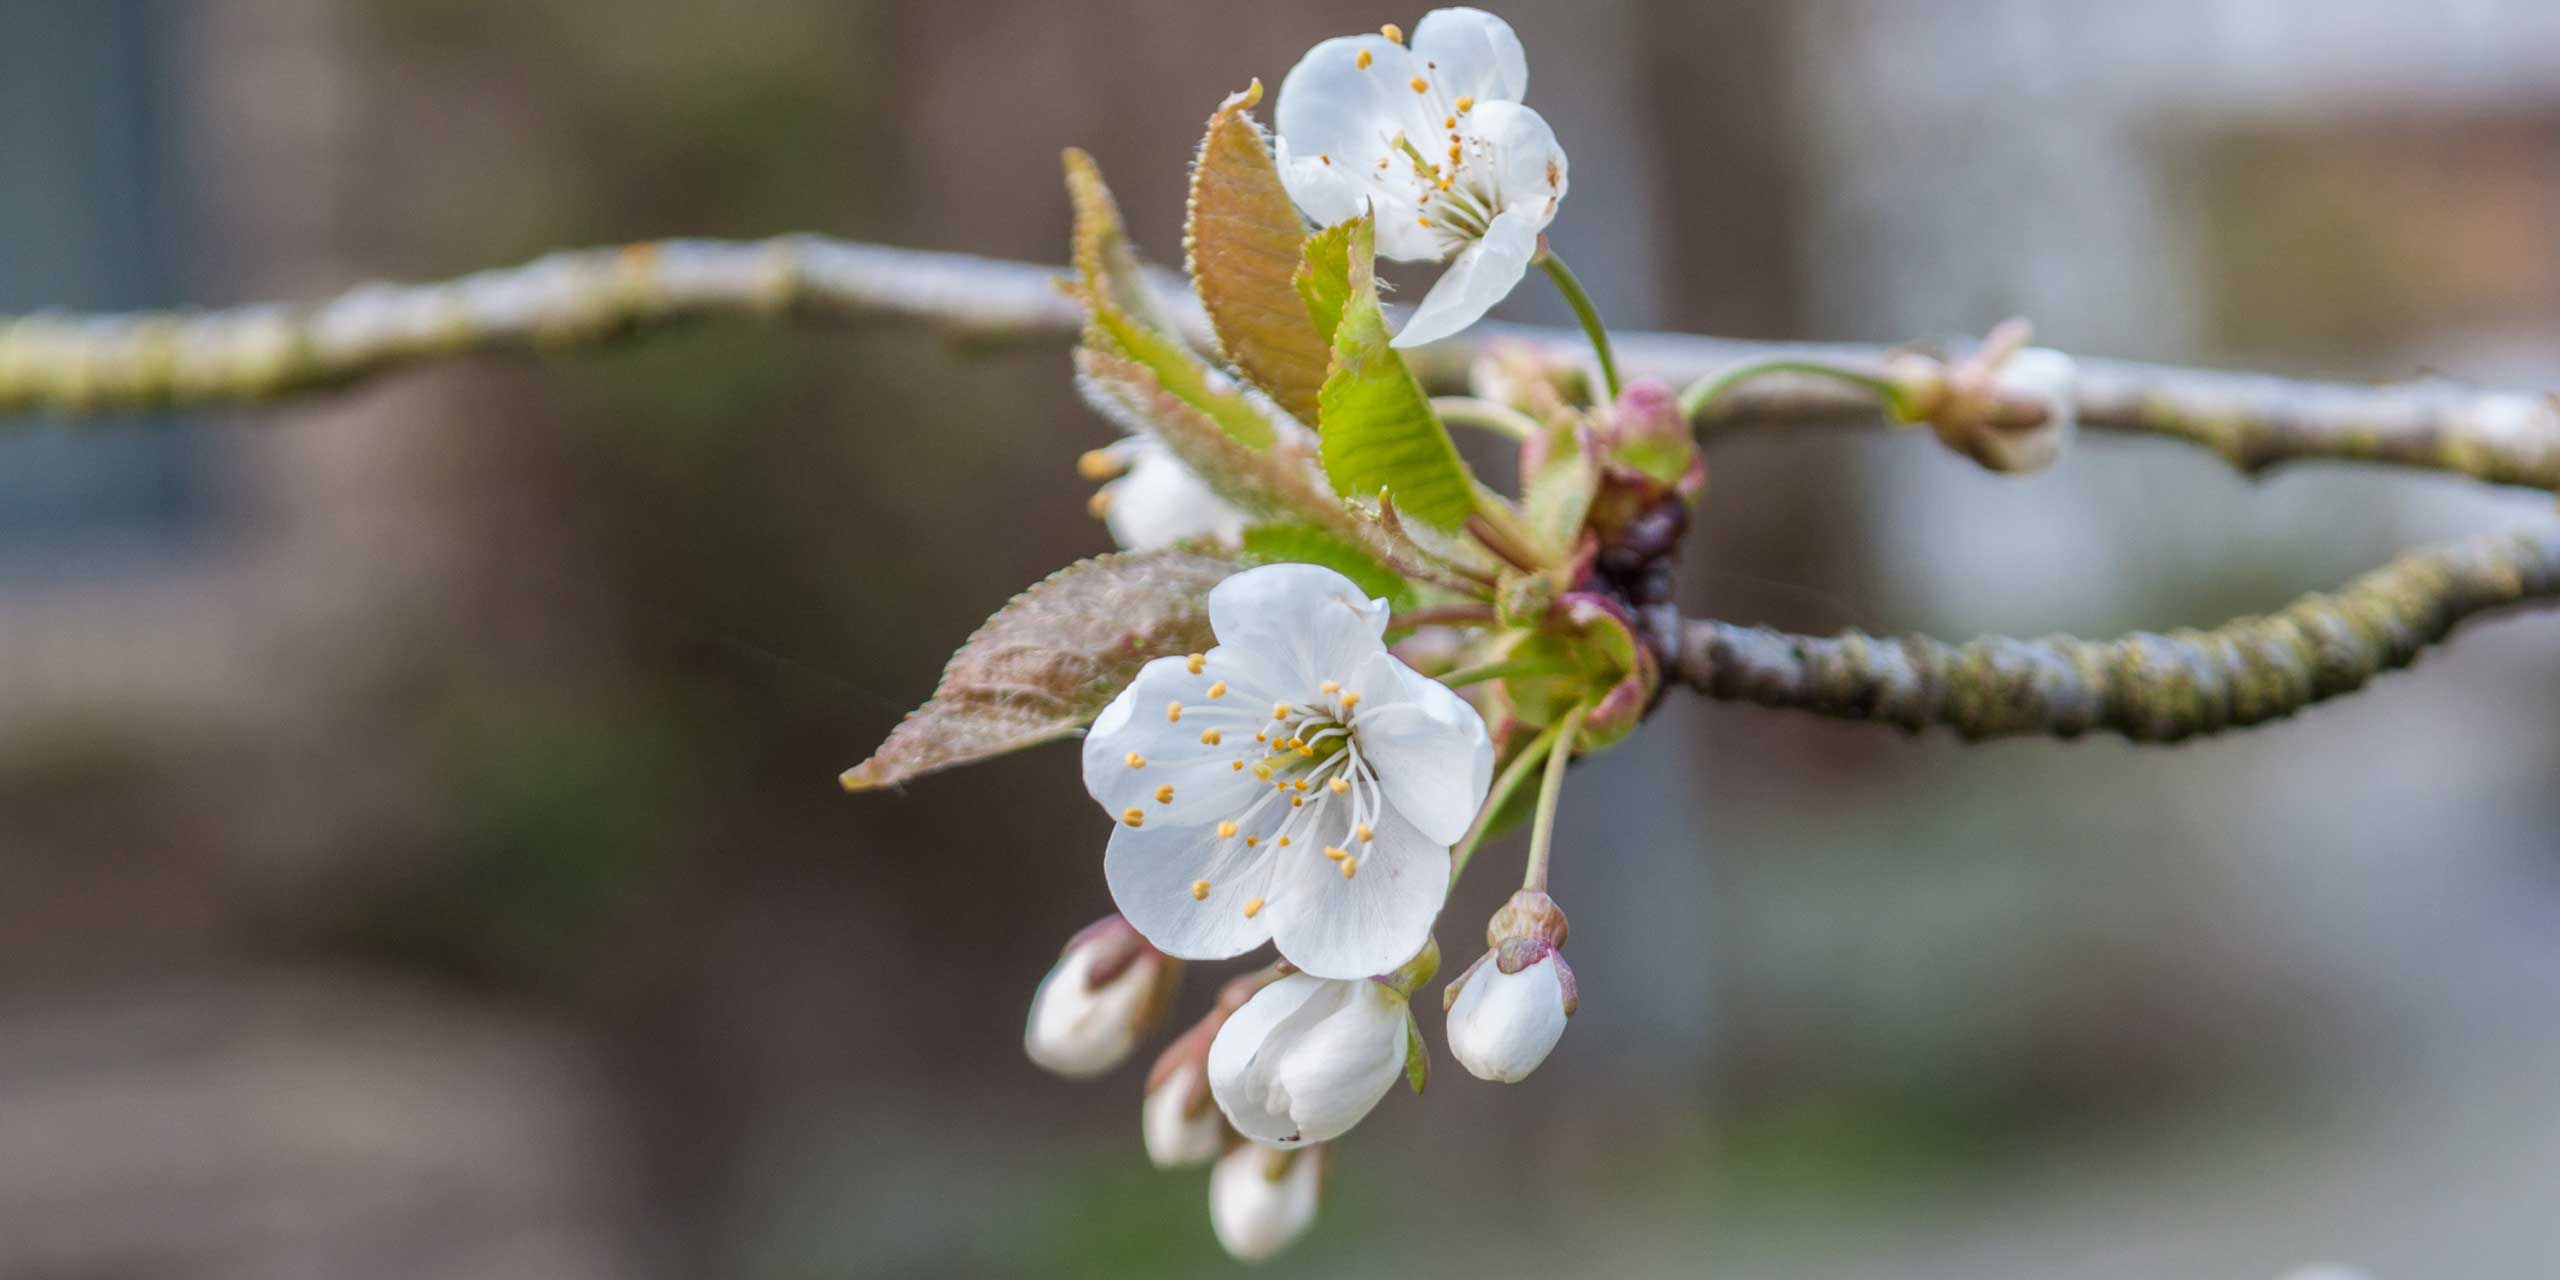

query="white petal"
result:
[1344,649,1493,844]
[1143,1062,1227,1168]
[1082,656,1271,825]
[1470,100,1567,221]
[1411,7,1528,102]
[1389,203,1541,348]
[1447,952,1569,1082]
[1207,563,1391,693]
[1105,816,1278,963]
[1275,35,1423,171]
[1263,802,1448,980]
[1268,982,1409,1142]
[1209,1143,1323,1262]
[1207,974,1337,1142]
[1101,446,1247,551]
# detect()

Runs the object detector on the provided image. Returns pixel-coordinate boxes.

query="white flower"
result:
[1083,436,1249,551]
[1446,951,1571,1081]
[1274,8,1569,349]
[1209,1142,1324,1262]
[1022,916,1181,1079]
[1082,563,1493,979]
[1207,972,1417,1146]
[1142,1061,1227,1168]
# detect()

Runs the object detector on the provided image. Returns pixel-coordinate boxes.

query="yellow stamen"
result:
[1297,744,1316,758]
[1218,821,1239,839]
[1292,779,1309,792]
[1320,680,1341,694]
[1122,808,1145,828]
[1125,752,1146,769]
[1380,22,1404,43]
[1448,144,1462,163]
[1155,784,1175,804]
[1243,897,1265,918]
[1245,835,1260,847]
[1200,728,1223,746]
[1340,856,1359,879]
[1324,845,1349,861]
[1207,681,1228,699]
[1339,691,1362,711]
[1328,777,1350,794]
[1457,94,1475,112]
[1166,701,1183,723]
[1354,48,1373,70]
[1444,115,1456,129]
[1277,836,1292,847]
[1357,823,1374,843]
[1192,880,1211,900]
[1291,795,1304,808]
[1076,448,1127,480]
[1271,702,1291,720]
[1231,760,1245,771]
[1409,76,1429,93]
[1087,489,1113,518]
[1186,653,1206,675]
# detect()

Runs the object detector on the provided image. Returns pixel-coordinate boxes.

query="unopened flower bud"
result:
[1142,1061,1227,1168]
[1023,915,1182,1079]
[1443,891,1576,1083]
[1600,378,1706,501]
[1208,943,1436,1147]
[1209,1142,1324,1262]
[1973,346,2078,474]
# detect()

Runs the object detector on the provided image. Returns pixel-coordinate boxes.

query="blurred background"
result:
[3,1,2557,1276]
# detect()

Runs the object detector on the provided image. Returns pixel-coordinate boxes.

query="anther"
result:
[1200,729,1223,746]
[1356,822,1374,843]
[1292,779,1309,792]
[1355,48,1373,70]
[1320,680,1341,694]
[1231,760,1244,771]
[1243,897,1265,918]
[1155,784,1175,804]
[1245,835,1260,847]
[1456,95,1475,112]
[1444,115,1456,129]
[1166,701,1183,723]
[1291,796,1304,808]
[1380,22,1404,43]
[1339,691,1362,711]
[1125,752,1146,769]
[1271,702,1291,720]
[1207,681,1228,699]
[1218,821,1239,839]
[1409,76,1429,93]
[1122,808,1145,828]
[1192,880,1211,900]
[1329,777,1350,795]
[1340,857,1359,879]
[1320,153,1332,165]
[1186,653,1206,675]
[1076,448,1127,480]
[1324,846,1349,861]
[1087,490,1113,518]
[1277,836,1291,847]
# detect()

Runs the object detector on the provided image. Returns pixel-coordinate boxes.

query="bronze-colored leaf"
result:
[840,549,1248,792]
[1186,81,1327,427]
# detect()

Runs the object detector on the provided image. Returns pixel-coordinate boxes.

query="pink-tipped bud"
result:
[1443,891,1576,1083]
[1023,915,1182,1079]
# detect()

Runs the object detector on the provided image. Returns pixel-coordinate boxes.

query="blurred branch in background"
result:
[0,235,2554,748]
[3,237,2556,494]
[1679,525,2560,742]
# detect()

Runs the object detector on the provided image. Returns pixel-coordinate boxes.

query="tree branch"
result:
[1674,525,2560,743]
[2,235,2554,493]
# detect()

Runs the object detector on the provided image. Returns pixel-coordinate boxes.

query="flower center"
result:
[1157,660,1385,913]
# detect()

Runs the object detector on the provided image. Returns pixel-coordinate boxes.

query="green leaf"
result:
[1312,216,1478,530]
[1293,221,1357,351]
[1063,148,1274,450]
[1403,1016,1430,1095]
[1521,427,1599,558]
[840,548,1247,792]
[1239,522,1416,609]
[1186,82,1327,429]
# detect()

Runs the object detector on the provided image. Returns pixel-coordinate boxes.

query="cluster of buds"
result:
[1023,915,1185,1078]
